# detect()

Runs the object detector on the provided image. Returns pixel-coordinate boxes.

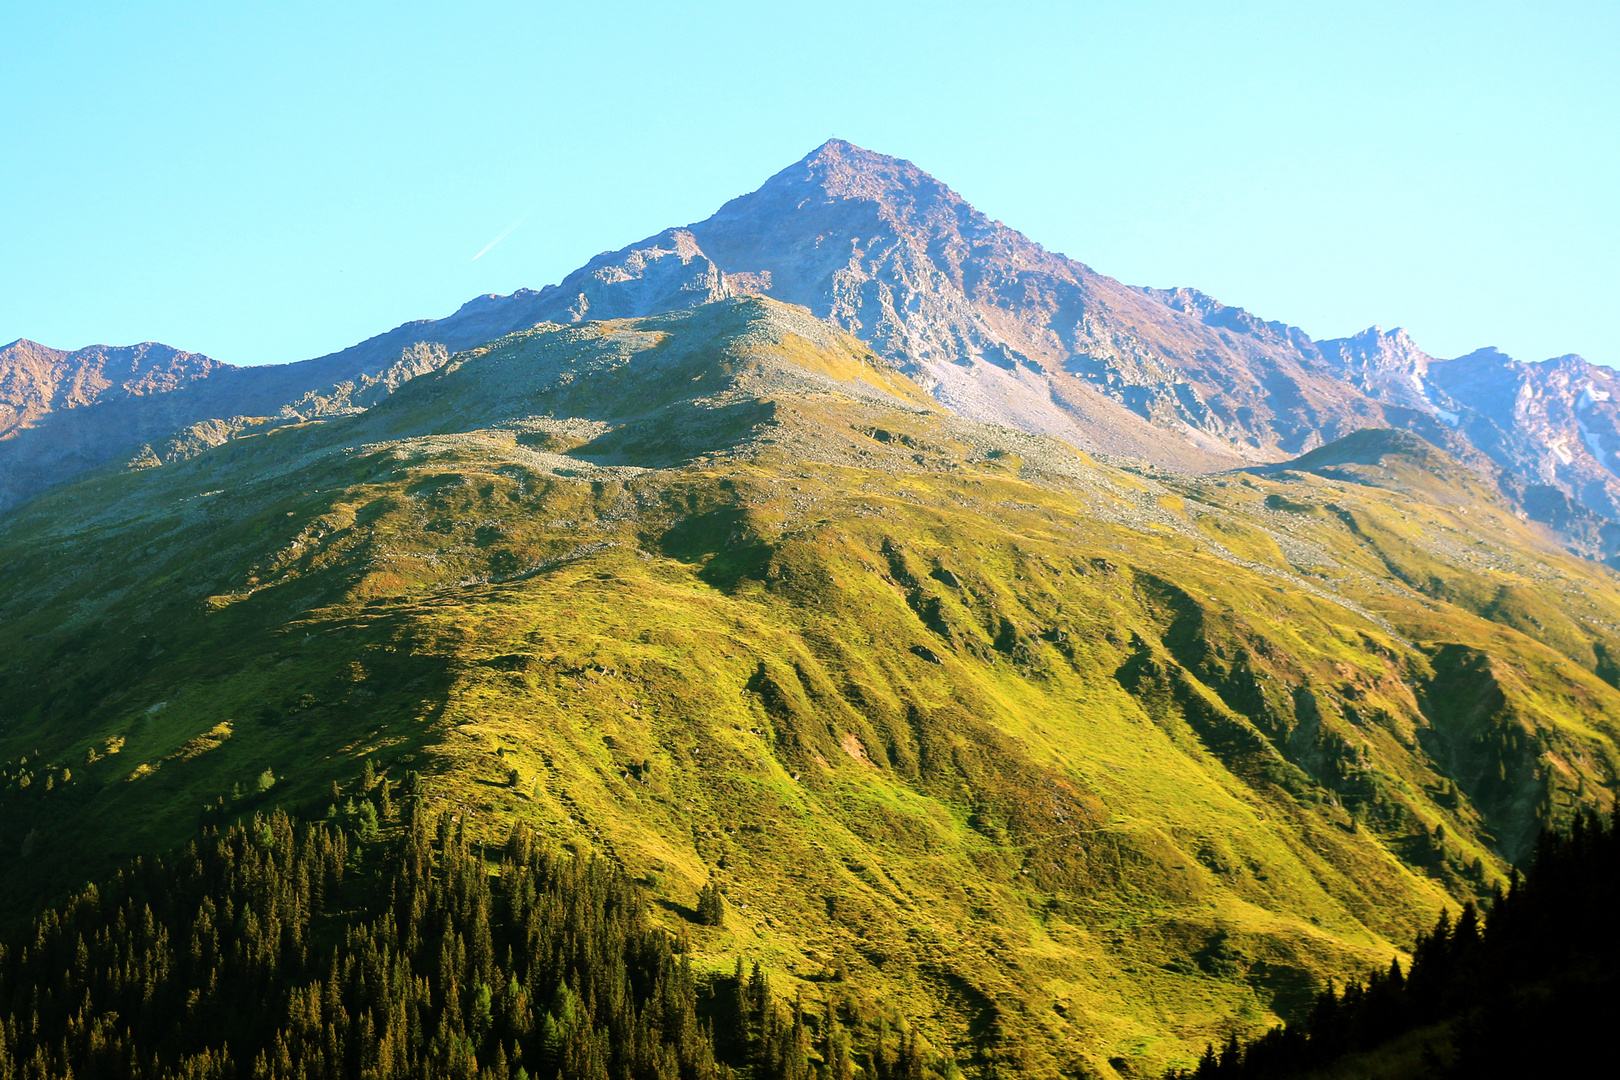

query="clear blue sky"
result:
[3,1,1615,368]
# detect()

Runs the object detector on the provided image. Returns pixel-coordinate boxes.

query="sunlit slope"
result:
[1,298,1617,1078]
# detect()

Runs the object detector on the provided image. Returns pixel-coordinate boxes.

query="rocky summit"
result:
[2,145,1619,1079]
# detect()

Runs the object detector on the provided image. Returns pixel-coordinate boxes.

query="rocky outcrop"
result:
[1421,350,1620,524]
[1310,326,1450,417]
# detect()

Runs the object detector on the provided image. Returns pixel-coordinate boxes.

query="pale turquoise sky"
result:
[2,1,1615,367]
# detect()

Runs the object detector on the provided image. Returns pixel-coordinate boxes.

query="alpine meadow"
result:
[1,141,1617,1080]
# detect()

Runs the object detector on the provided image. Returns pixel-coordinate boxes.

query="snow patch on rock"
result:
[1577,418,1610,468]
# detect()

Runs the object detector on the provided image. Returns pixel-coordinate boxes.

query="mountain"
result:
[481,142,1408,470]
[516,140,1620,554]
[3,296,1618,1076]
[6,141,1620,561]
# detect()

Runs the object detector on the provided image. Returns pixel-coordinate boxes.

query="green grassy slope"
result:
[1,298,1616,1078]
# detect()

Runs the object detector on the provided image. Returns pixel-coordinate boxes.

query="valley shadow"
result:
[0,601,458,932]
[651,896,702,924]
[656,505,776,592]
[1246,960,1321,1024]
[1415,643,1541,863]
[929,964,1002,1058]
[568,399,777,470]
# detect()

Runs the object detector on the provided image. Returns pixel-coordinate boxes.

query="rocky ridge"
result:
[6,140,1620,560]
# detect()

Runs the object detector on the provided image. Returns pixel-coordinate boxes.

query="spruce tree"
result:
[696,882,725,926]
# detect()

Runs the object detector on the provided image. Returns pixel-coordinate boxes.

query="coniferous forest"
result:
[1168,811,1620,1080]
[0,774,929,1080]
[2,753,1616,1080]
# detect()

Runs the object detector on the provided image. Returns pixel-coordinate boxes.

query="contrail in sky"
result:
[471,213,528,261]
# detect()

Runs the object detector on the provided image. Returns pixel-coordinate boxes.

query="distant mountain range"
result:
[7,139,1620,560]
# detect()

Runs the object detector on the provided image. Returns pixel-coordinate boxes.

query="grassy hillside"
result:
[1,298,1616,1078]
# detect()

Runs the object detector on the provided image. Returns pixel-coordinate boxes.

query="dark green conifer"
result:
[696,881,725,926]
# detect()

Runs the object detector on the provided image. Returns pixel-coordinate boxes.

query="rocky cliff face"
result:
[1430,350,1620,517]
[1310,325,1448,416]
[6,140,1620,554]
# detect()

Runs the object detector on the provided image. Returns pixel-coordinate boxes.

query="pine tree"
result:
[696,882,725,926]
[1193,1042,1217,1080]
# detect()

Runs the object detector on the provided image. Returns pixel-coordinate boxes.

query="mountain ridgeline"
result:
[6,140,1620,559]
[2,295,1619,1076]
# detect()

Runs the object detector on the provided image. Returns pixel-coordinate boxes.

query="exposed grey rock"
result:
[1429,349,1620,522]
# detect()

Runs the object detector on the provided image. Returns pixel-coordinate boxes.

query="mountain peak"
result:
[1341,325,1415,348]
[771,138,958,206]
[1450,346,1517,367]
[802,136,864,160]
[799,137,902,172]
[1534,352,1591,371]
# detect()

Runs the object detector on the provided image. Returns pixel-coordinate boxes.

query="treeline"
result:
[0,790,946,1080]
[1170,810,1620,1080]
